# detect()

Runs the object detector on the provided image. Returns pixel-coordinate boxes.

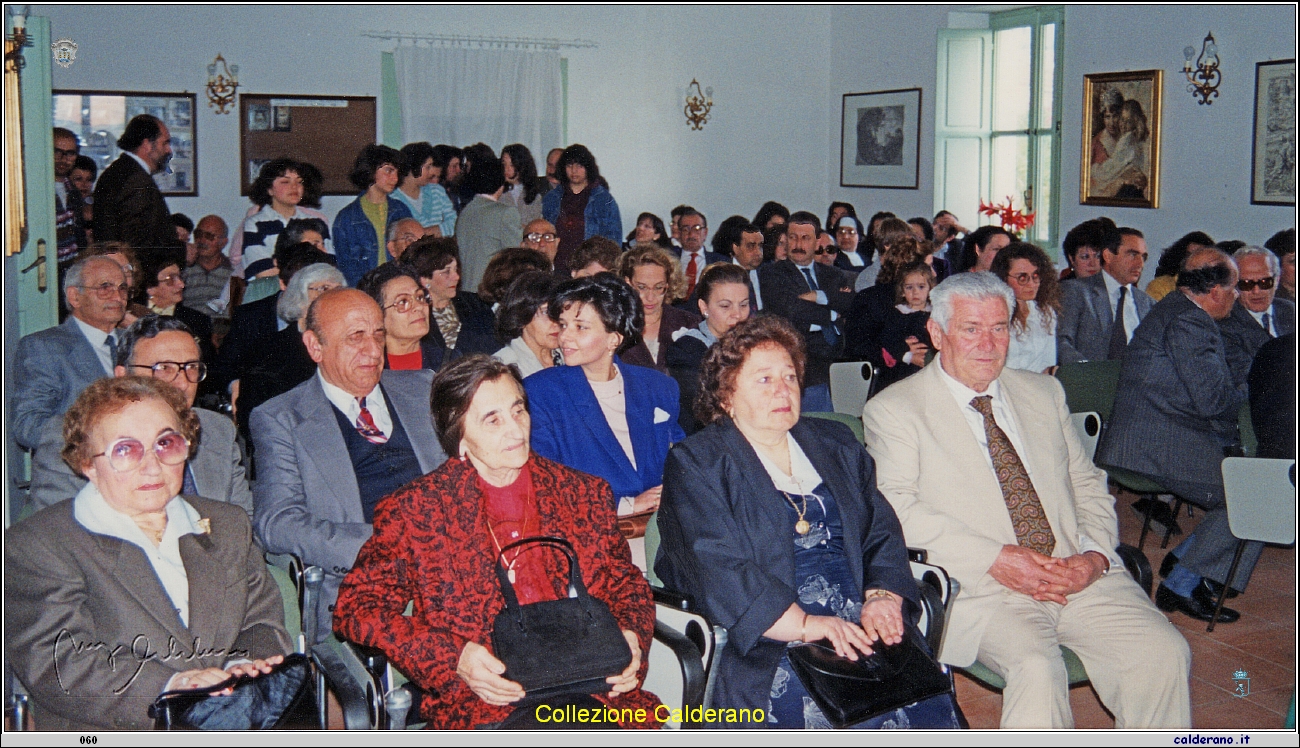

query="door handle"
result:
[20,238,47,292]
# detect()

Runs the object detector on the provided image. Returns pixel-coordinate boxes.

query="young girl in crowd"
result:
[875,260,934,390]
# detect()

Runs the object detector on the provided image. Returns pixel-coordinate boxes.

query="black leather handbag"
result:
[490,536,633,701]
[148,652,318,730]
[786,628,952,729]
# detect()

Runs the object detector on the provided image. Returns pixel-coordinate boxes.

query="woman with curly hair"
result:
[991,241,1062,374]
[618,244,701,373]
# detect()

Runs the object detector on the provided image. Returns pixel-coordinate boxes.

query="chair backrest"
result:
[266,562,305,653]
[1070,411,1102,461]
[829,361,873,417]
[1222,457,1297,546]
[803,410,866,444]
[1055,360,1122,420]
[644,511,663,587]
[1238,402,1257,457]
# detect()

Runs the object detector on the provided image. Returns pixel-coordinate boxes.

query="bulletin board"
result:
[239,94,377,196]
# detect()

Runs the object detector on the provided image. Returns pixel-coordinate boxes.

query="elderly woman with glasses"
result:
[5,376,292,730]
[357,263,445,371]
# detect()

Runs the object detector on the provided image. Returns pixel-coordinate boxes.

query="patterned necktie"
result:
[685,252,699,298]
[970,396,1055,556]
[1107,285,1129,360]
[1262,312,1273,338]
[354,397,388,444]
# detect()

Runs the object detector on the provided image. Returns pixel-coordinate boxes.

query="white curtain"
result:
[395,45,562,158]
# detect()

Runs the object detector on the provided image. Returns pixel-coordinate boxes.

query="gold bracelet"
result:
[800,611,808,643]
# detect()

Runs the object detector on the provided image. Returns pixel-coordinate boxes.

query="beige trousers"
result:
[976,572,1192,729]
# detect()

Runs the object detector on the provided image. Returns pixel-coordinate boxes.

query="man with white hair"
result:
[863,272,1190,729]
[1218,245,1296,385]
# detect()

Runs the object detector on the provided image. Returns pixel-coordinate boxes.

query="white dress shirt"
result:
[318,372,393,438]
[1100,270,1139,343]
[934,356,1112,562]
[73,482,205,627]
[1005,302,1058,374]
[73,316,116,375]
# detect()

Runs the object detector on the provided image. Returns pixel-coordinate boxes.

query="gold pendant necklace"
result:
[781,491,812,535]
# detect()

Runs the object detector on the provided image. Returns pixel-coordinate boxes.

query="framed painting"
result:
[1251,59,1296,206]
[52,90,198,196]
[840,88,921,189]
[1079,70,1162,208]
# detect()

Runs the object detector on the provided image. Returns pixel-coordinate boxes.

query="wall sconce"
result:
[1183,32,1220,105]
[684,78,712,131]
[205,53,239,114]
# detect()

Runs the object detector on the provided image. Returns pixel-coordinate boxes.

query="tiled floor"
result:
[954,485,1296,729]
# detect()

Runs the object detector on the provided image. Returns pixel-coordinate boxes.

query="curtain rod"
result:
[361,31,598,50]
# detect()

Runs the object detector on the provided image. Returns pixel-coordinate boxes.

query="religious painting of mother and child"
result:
[1081,69,1163,209]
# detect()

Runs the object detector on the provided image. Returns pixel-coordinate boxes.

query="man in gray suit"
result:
[1095,253,1248,623]
[455,155,522,293]
[1058,225,1153,363]
[11,256,127,450]
[27,315,252,515]
[1219,245,1297,386]
[251,289,446,639]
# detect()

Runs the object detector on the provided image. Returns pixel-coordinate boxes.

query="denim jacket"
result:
[332,194,414,285]
[541,182,622,245]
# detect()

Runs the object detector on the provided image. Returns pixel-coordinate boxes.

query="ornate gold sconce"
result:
[205,53,239,114]
[684,78,713,131]
[1183,32,1221,106]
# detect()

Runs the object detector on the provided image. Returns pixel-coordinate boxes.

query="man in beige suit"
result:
[862,272,1190,729]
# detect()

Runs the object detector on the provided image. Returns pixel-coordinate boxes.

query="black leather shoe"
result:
[1159,552,1238,598]
[1155,582,1240,624]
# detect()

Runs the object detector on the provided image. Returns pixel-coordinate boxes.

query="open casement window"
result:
[934,7,1064,252]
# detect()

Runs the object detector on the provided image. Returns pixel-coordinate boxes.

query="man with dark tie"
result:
[730,222,766,311]
[1218,245,1296,386]
[250,288,447,639]
[1058,222,1153,363]
[758,211,853,412]
[11,256,127,450]
[28,315,252,515]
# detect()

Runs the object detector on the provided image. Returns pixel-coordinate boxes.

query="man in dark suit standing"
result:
[758,211,853,411]
[1095,252,1249,624]
[1218,245,1296,386]
[1058,223,1153,362]
[11,256,126,450]
[92,114,183,265]
[250,288,446,639]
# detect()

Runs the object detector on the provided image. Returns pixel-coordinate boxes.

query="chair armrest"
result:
[651,585,698,612]
[311,637,382,730]
[1116,543,1152,597]
[653,620,706,711]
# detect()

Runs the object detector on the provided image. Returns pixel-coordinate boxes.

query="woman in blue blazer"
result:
[333,144,414,285]
[524,274,684,514]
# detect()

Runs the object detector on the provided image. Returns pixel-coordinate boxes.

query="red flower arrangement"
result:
[978,197,1035,235]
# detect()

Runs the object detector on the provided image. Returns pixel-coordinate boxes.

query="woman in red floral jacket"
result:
[334,354,660,729]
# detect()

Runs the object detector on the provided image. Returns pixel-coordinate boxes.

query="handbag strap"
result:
[492,535,589,610]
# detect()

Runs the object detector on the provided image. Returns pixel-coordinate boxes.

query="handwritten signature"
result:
[53,629,249,695]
